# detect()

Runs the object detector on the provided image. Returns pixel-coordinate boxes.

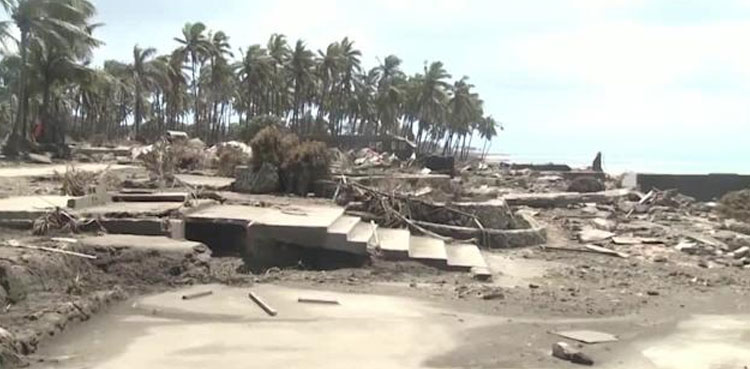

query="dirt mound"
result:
[718,189,750,222]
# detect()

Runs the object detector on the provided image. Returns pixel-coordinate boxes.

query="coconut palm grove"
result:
[0,0,499,156]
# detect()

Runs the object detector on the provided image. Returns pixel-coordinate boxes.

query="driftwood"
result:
[248,291,277,316]
[339,180,483,243]
[3,240,97,259]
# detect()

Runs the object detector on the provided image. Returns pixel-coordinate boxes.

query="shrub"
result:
[282,140,330,195]
[567,176,605,193]
[216,144,251,177]
[239,115,283,143]
[718,189,750,222]
[249,126,285,169]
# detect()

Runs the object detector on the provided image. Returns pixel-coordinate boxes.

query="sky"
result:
[91,0,750,174]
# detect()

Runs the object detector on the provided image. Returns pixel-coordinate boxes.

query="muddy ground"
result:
[0,161,749,368]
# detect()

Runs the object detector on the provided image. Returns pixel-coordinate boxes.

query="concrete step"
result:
[377,228,410,260]
[327,215,361,238]
[408,235,447,267]
[348,221,377,245]
[445,243,488,271]
[324,215,367,254]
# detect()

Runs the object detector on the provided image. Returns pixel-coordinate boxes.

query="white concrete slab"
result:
[409,236,447,261]
[76,202,185,217]
[445,243,487,270]
[377,228,410,254]
[188,204,344,229]
[175,174,234,189]
[0,195,72,219]
[79,234,206,253]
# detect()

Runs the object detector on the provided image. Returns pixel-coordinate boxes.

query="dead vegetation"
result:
[32,208,102,235]
[719,188,750,222]
[216,144,251,177]
[55,165,121,196]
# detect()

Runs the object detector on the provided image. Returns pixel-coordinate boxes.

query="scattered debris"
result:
[578,228,615,243]
[585,244,629,258]
[248,291,277,317]
[297,297,340,305]
[552,341,594,366]
[28,152,52,164]
[552,330,618,344]
[181,291,213,300]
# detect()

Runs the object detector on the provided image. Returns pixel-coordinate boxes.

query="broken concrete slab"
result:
[504,188,631,208]
[408,235,447,264]
[445,243,487,271]
[27,153,52,164]
[78,234,208,254]
[175,174,234,190]
[112,192,188,202]
[612,236,641,245]
[0,196,71,220]
[591,218,615,232]
[552,330,618,344]
[75,202,186,218]
[578,228,615,243]
[97,218,166,236]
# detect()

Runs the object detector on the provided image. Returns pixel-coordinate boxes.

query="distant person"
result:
[592,152,603,172]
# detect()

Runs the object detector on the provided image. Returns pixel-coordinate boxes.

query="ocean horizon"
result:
[485,152,749,176]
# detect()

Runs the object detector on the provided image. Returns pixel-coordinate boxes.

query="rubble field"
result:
[0,143,748,368]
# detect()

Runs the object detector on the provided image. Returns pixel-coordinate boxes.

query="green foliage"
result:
[0,3,501,155]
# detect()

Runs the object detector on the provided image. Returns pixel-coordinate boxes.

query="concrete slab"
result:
[188,204,344,229]
[175,174,234,190]
[76,202,185,218]
[112,192,188,202]
[31,284,477,369]
[328,215,361,236]
[349,221,375,244]
[98,218,165,236]
[377,228,410,259]
[0,195,71,219]
[409,235,447,263]
[0,163,135,178]
[78,234,206,253]
[445,243,488,271]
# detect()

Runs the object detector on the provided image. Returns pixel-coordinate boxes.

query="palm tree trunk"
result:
[8,29,30,152]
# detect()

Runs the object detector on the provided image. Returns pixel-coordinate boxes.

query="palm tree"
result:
[287,39,315,131]
[235,45,271,121]
[374,55,405,135]
[127,45,163,137]
[414,61,451,150]
[174,22,210,134]
[3,0,98,151]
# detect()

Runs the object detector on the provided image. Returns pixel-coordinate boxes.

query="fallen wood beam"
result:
[542,245,628,258]
[3,241,97,259]
[182,291,213,300]
[248,291,277,316]
[298,297,340,305]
